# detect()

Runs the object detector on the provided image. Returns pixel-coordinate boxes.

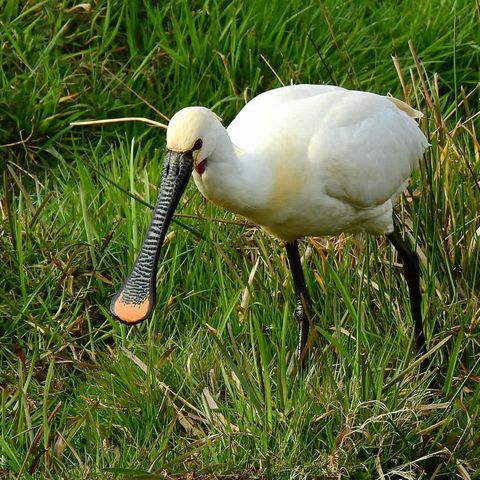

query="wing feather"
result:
[228,85,428,208]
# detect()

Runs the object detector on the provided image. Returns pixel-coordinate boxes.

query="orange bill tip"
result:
[111,293,151,325]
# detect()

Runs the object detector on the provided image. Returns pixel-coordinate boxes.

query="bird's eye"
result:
[193,139,203,151]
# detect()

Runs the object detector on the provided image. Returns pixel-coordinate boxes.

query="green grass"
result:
[1,0,479,478]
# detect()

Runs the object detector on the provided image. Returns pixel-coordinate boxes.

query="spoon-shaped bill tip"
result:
[110,290,153,325]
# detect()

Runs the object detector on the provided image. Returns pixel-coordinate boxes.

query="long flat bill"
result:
[111,150,193,324]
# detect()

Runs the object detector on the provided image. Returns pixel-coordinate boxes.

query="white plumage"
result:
[177,84,428,241]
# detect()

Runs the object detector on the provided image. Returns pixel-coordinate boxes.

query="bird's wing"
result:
[228,86,428,209]
[312,91,428,208]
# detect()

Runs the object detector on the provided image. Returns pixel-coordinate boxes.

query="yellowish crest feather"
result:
[166,107,222,152]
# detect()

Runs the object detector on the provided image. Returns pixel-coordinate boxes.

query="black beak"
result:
[110,150,194,324]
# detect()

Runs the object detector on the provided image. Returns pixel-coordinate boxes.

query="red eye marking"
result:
[195,159,207,175]
[193,138,203,150]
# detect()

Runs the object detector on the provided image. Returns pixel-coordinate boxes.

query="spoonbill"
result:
[110,84,429,362]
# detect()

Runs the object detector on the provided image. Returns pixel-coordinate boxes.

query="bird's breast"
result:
[193,150,313,230]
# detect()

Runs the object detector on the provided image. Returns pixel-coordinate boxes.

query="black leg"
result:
[285,241,312,361]
[387,229,427,362]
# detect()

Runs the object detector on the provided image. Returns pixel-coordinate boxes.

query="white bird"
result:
[110,84,429,362]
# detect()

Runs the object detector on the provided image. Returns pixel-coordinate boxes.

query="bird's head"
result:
[167,107,222,172]
[110,106,221,325]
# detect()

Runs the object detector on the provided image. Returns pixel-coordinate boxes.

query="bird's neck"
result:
[193,125,269,218]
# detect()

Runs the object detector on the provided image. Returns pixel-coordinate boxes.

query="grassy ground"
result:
[1,0,479,478]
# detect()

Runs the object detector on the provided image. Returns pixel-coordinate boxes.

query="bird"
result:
[110,84,429,363]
